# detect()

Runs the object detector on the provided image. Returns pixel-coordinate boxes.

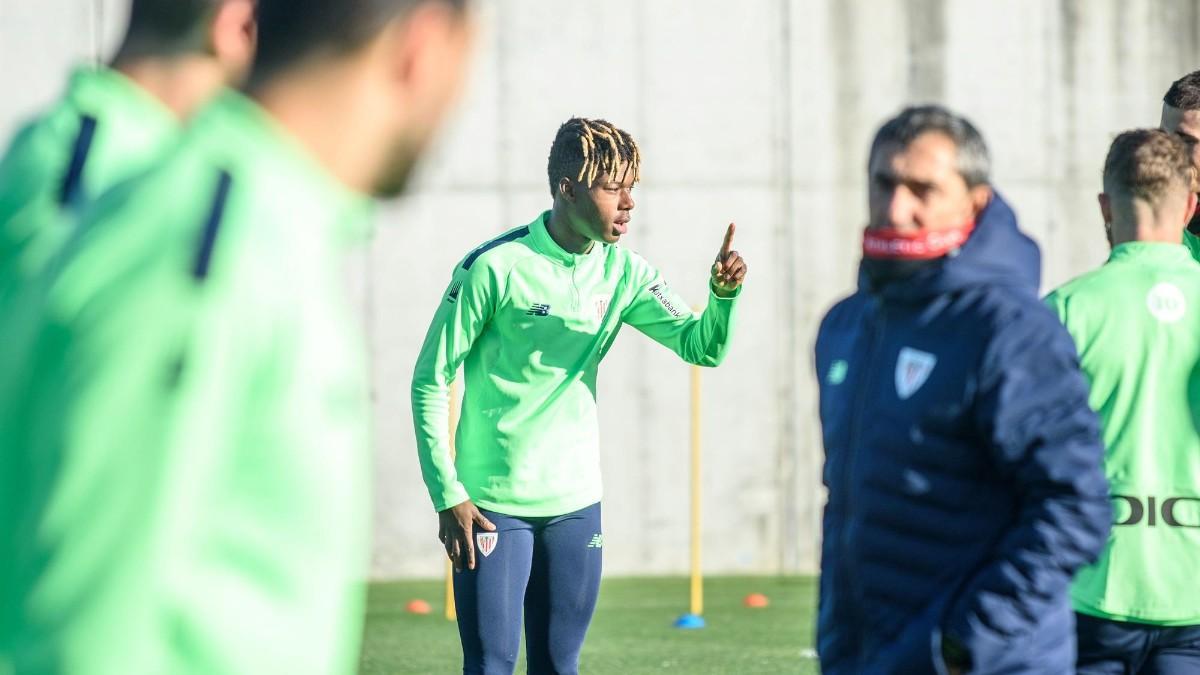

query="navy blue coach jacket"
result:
[814,194,1111,674]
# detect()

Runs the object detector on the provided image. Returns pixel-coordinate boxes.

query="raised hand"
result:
[711,223,747,297]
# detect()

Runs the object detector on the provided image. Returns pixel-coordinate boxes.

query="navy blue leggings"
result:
[453,502,603,675]
[1077,612,1200,674]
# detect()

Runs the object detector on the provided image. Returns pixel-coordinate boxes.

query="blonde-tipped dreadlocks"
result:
[546,118,642,196]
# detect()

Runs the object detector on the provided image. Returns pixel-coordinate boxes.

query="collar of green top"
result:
[529,210,606,267]
[1108,241,1194,265]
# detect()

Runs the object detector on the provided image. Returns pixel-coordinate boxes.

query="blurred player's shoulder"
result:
[64,91,358,287]
[0,96,87,208]
[70,135,224,256]
[0,102,76,171]
[1044,266,1109,306]
[0,67,176,214]
[46,146,220,314]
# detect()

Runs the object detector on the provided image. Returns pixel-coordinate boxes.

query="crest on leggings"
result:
[477,532,498,558]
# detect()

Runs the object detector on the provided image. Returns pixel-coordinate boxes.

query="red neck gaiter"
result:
[862,221,976,260]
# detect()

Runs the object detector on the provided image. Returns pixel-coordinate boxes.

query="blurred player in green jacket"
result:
[0,1,476,673]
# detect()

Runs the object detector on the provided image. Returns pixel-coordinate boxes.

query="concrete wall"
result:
[2,1,1198,578]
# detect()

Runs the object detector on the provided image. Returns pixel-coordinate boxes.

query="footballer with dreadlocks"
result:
[412,117,746,674]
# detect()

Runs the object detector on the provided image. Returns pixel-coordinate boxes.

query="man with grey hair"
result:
[814,105,1111,673]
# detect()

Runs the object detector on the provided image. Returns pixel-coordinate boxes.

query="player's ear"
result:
[209,0,257,83]
[386,2,465,98]
[1097,192,1112,225]
[1097,192,1116,248]
[968,184,992,216]
[558,177,575,203]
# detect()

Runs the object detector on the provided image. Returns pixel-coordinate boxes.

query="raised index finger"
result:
[719,223,736,258]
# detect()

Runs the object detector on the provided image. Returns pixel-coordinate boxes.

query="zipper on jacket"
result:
[840,298,886,656]
[571,263,581,310]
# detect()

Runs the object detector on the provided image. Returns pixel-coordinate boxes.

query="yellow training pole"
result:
[445,379,460,621]
[689,361,704,617]
[674,309,705,629]
[444,558,456,621]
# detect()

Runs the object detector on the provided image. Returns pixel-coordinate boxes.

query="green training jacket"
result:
[412,211,740,517]
[0,91,373,674]
[1047,242,1200,625]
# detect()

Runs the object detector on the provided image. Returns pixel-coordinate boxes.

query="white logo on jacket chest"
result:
[895,347,937,400]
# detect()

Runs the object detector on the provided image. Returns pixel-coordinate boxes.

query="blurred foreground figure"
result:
[0,1,256,671]
[813,105,1110,674]
[0,1,476,673]
[1050,131,1200,674]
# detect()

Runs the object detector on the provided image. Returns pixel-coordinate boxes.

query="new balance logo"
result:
[587,534,604,549]
[827,359,848,385]
[446,281,462,304]
[526,304,551,316]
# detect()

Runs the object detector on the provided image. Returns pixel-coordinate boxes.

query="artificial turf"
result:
[360,575,818,674]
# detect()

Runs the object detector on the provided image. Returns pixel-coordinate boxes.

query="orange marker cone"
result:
[406,599,432,615]
[743,593,769,608]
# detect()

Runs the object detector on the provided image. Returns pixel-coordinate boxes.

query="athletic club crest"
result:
[895,347,937,400]
[593,295,611,323]
[476,532,498,558]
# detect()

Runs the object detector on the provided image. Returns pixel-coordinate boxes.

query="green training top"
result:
[0,66,178,294]
[0,91,373,675]
[1047,242,1200,626]
[412,212,740,517]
